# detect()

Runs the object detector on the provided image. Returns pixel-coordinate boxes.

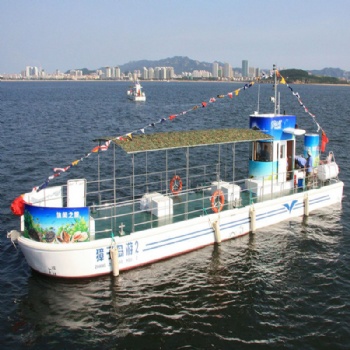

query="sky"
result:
[1,0,350,74]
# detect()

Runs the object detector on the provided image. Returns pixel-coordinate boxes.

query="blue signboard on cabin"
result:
[250,114,296,141]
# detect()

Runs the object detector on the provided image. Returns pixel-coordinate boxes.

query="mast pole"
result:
[273,64,278,115]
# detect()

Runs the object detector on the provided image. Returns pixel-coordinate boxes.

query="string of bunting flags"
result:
[33,81,256,192]
[33,69,328,192]
[274,69,329,153]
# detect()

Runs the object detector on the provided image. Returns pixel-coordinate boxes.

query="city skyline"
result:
[6,56,350,78]
[1,59,262,77]
[11,60,249,81]
[5,57,349,82]
[1,0,350,74]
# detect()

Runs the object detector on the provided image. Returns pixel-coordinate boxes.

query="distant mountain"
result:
[66,57,223,75]
[118,56,222,75]
[64,67,96,75]
[309,67,346,78]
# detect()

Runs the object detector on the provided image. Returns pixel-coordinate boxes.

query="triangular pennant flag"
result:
[53,167,66,173]
[99,141,110,151]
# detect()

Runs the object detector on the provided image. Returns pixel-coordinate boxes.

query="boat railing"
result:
[46,160,338,239]
[85,164,218,207]
[89,176,248,238]
[247,164,341,204]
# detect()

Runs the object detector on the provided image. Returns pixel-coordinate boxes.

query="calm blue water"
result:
[0,81,350,349]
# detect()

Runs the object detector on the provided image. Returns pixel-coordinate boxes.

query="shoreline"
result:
[1,79,349,86]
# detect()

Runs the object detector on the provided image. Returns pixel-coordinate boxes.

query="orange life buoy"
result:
[170,175,183,195]
[210,190,225,213]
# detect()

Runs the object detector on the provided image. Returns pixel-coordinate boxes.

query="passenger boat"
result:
[8,66,343,278]
[127,80,146,101]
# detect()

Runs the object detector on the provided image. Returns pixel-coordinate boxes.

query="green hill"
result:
[280,69,345,84]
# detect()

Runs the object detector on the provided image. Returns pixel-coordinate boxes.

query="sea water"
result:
[0,81,349,349]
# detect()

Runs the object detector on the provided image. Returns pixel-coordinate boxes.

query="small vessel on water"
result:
[8,65,343,278]
[127,80,146,101]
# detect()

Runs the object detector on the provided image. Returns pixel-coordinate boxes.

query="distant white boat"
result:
[127,81,146,101]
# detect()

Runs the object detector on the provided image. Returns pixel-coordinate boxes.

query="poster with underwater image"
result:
[24,204,90,243]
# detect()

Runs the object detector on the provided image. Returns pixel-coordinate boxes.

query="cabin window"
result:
[252,141,272,162]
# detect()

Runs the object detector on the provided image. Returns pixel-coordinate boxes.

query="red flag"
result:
[321,131,329,152]
[11,195,26,216]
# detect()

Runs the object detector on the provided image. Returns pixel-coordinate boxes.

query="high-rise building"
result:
[255,67,260,78]
[114,66,121,79]
[154,67,160,80]
[104,67,112,78]
[25,66,38,78]
[212,62,219,78]
[142,67,148,80]
[148,67,154,80]
[167,67,175,79]
[223,63,232,79]
[160,67,167,80]
[242,60,248,78]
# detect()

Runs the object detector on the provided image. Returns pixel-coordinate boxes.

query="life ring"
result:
[210,190,225,213]
[170,175,183,195]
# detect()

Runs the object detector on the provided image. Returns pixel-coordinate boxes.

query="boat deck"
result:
[91,187,244,239]
[90,176,327,240]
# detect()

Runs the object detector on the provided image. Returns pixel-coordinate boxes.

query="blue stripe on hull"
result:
[143,228,213,251]
[143,194,332,253]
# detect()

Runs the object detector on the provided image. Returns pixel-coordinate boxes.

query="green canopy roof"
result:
[97,128,273,154]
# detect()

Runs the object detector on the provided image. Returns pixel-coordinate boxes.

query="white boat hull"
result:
[128,95,146,102]
[17,182,343,278]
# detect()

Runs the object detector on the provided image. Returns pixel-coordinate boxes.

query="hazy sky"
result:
[1,0,349,74]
